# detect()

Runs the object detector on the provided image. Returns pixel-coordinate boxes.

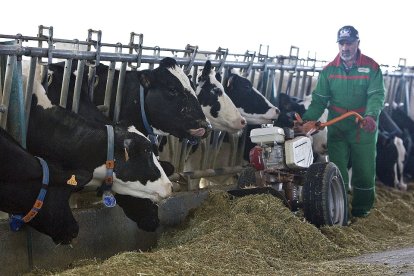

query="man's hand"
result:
[294,120,319,136]
[361,116,376,133]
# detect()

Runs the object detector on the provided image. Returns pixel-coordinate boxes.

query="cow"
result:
[0,127,92,244]
[183,69,281,188]
[25,75,172,231]
[390,107,414,179]
[44,57,211,140]
[376,130,407,190]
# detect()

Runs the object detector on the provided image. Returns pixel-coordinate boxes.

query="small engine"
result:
[249,124,314,171]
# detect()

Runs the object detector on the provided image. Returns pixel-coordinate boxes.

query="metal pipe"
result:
[0,45,325,72]
[72,60,85,113]
[103,61,116,118]
[24,57,37,131]
[8,56,26,147]
[0,55,16,129]
[60,59,73,108]
[113,61,127,123]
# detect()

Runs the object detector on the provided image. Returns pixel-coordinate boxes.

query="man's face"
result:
[338,40,359,62]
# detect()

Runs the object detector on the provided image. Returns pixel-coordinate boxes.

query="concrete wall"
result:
[0,190,209,276]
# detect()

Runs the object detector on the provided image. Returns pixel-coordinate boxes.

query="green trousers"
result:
[327,123,377,217]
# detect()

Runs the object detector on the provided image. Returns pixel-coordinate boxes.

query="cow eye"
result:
[212,87,223,96]
[168,87,178,95]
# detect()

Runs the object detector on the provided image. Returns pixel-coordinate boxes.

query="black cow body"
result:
[46,57,211,140]
[26,84,172,231]
[0,127,92,244]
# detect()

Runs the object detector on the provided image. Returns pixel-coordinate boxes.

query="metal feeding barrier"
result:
[0,25,413,192]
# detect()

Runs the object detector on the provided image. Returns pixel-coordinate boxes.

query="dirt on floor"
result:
[26,181,414,276]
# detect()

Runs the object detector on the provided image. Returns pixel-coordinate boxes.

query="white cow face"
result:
[91,126,172,203]
[224,70,280,125]
[195,60,246,134]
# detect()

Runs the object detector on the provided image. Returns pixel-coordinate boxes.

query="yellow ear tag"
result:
[67,175,78,186]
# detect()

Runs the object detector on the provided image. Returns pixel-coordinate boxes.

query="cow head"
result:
[224,69,280,124]
[275,93,307,128]
[89,125,173,203]
[195,60,246,134]
[118,57,212,140]
[0,127,92,244]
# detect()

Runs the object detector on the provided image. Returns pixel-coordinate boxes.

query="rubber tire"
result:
[237,166,257,188]
[302,162,348,227]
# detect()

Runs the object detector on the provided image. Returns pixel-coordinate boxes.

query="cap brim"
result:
[337,37,358,43]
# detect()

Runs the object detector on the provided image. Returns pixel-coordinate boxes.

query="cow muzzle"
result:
[189,119,212,139]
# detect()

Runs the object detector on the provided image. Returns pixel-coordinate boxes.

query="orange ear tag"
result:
[67,175,78,186]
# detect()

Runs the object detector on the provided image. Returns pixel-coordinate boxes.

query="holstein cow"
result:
[159,60,248,187]
[390,107,414,179]
[376,109,408,190]
[223,69,281,163]
[25,75,172,231]
[186,68,281,187]
[45,57,211,140]
[38,58,211,230]
[0,127,92,244]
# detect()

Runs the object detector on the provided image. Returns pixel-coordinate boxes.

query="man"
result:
[300,25,385,218]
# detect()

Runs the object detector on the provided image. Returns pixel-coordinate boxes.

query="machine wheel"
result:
[302,162,348,227]
[237,166,257,188]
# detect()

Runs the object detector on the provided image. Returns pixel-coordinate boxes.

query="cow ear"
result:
[139,70,152,88]
[124,138,132,149]
[215,72,222,83]
[226,75,234,90]
[124,139,132,161]
[201,60,212,78]
[187,75,196,90]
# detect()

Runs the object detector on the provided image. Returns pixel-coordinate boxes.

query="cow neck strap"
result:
[101,125,116,207]
[9,157,49,232]
[139,85,157,145]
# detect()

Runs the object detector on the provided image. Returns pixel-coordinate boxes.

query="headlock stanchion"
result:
[0,26,412,193]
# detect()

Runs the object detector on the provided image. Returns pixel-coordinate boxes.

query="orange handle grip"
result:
[319,111,364,128]
[295,111,364,131]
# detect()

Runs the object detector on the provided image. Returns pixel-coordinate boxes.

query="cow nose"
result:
[275,108,280,115]
[241,117,247,126]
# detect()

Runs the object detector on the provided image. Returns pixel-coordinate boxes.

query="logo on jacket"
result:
[358,68,370,73]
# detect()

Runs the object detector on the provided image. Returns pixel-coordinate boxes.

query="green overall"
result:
[302,50,385,217]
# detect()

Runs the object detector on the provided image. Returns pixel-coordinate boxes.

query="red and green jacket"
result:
[302,49,385,123]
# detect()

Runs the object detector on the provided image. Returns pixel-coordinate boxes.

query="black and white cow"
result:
[0,127,92,244]
[390,107,414,179]
[376,131,407,190]
[45,57,211,140]
[185,69,281,187]
[25,76,172,231]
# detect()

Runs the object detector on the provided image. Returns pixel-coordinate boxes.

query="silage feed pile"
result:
[30,184,414,275]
